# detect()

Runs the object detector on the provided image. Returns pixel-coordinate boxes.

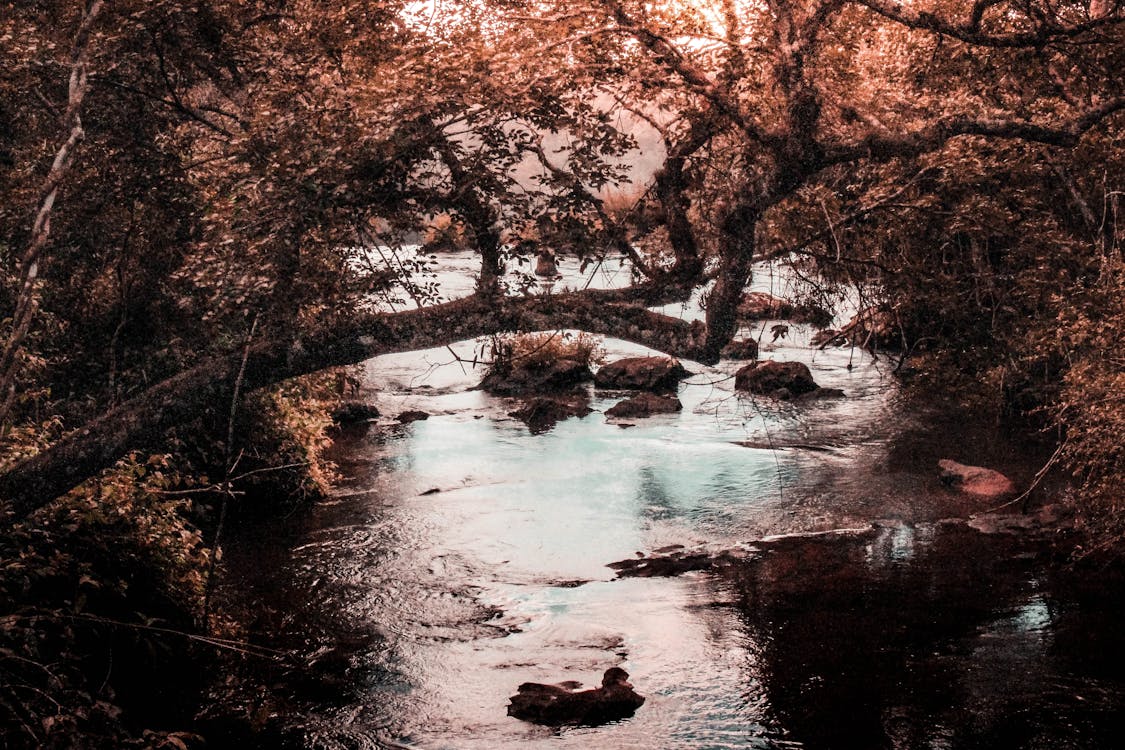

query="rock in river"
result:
[330,401,380,425]
[734,360,821,397]
[721,338,759,360]
[594,356,687,392]
[479,358,593,396]
[509,395,592,434]
[939,459,1015,498]
[507,667,645,726]
[605,392,683,419]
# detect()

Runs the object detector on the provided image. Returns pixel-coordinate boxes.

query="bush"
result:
[487,331,605,375]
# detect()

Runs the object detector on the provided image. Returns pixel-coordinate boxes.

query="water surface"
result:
[219,255,1125,749]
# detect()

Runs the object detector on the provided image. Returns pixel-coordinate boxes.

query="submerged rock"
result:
[480,358,593,396]
[605,392,682,419]
[939,459,1015,498]
[734,360,820,397]
[595,356,688,392]
[507,667,645,726]
[508,395,592,434]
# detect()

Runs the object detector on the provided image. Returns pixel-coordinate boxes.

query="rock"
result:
[843,307,901,350]
[810,329,845,348]
[509,395,592,434]
[738,292,791,320]
[534,251,559,277]
[594,356,687,392]
[721,338,759,360]
[330,401,381,425]
[604,393,682,419]
[607,549,747,577]
[938,459,1015,498]
[480,358,593,396]
[734,360,820,396]
[738,292,831,326]
[396,410,430,423]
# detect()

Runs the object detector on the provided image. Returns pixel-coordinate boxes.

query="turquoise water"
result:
[216,256,1125,749]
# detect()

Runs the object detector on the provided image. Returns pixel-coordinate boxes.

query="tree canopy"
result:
[0,0,1122,516]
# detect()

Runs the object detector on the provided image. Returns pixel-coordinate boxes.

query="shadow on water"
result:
[720,524,1125,749]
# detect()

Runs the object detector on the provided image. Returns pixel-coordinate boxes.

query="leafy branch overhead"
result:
[0,0,1122,522]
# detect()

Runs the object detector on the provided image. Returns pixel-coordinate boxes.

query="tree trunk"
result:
[0,290,705,520]
[703,204,758,360]
[0,0,104,423]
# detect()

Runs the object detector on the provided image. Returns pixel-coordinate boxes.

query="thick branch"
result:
[0,290,704,520]
[601,0,776,148]
[852,0,1124,47]
[821,98,1125,165]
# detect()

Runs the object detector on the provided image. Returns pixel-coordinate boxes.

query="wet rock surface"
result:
[508,395,593,434]
[604,392,682,419]
[396,410,430,423]
[594,356,688,392]
[939,459,1015,498]
[479,358,593,396]
[721,338,760,360]
[735,360,821,397]
[507,667,645,726]
[330,401,381,425]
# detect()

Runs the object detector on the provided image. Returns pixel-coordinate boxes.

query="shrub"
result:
[487,331,605,375]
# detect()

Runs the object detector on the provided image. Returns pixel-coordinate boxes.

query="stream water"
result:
[216,254,1125,749]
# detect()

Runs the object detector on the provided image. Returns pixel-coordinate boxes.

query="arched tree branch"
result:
[0,289,705,520]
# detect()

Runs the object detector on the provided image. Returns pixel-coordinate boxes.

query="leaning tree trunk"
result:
[0,0,104,424]
[702,204,758,361]
[0,289,706,520]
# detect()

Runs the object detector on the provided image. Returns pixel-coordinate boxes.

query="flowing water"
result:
[217,254,1125,749]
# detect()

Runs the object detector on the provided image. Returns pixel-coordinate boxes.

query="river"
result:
[214,253,1125,749]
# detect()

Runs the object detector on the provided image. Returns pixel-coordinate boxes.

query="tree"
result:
[1,0,1122,521]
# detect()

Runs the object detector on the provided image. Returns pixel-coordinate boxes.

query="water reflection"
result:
[213,253,1125,749]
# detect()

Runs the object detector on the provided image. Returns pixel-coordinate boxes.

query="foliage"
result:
[1051,261,1125,552]
[487,331,606,375]
[0,454,210,748]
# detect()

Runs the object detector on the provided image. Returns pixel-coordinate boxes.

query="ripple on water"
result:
[216,257,1125,749]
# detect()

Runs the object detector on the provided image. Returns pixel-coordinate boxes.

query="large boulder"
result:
[480,358,593,396]
[734,360,820,397]
[594,357,688,392]
[604,393,683,419]
[509,395,592,434]
[939,459,1015,498]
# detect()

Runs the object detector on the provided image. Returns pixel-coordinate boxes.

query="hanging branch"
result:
[0,0,105,424]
